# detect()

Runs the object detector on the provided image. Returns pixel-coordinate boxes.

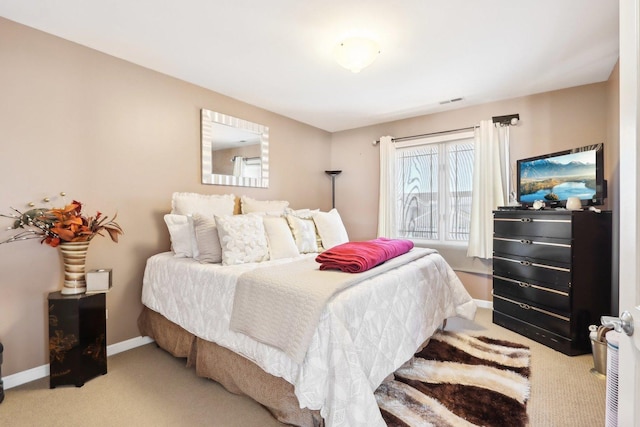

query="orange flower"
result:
[1,199,123,247]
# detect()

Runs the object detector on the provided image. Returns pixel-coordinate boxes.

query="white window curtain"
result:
[232,156,245,177]
[467,120,510,259]
[377,136,396,238]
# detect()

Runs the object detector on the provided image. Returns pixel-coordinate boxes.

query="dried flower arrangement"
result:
[1,195,123,248]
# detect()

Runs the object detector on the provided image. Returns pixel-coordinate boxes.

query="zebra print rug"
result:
[375,330,531,427]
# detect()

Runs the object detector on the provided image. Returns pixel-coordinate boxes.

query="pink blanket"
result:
[315,237,415,273]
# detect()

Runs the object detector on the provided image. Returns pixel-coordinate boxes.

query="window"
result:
[394,132,474,244]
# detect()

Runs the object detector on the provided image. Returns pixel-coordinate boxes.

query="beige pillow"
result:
[286,208,324,250]
[215,214,270,265]
[171,192,236,217]
[241,195,289,214]
[286,214,319,253]
[313,209,349,249]
[263,216,299,260]
[284,208,318,218]
[192,214,223,264]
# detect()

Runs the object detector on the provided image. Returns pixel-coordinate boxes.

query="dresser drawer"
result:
[493,275,570,314]
[493,255,570,293]
[493,311,580,355]
[494,215,571,239]
[493,294,570,338]
[493,236,571,263]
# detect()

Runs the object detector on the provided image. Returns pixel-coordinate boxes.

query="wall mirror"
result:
[201,108,269,188]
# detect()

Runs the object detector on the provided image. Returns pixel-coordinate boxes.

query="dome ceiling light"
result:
[333,37,380,73]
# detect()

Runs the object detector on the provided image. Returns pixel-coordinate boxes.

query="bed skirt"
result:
[137,306,323,427]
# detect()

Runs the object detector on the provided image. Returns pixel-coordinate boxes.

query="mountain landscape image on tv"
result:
[519,150,597,204]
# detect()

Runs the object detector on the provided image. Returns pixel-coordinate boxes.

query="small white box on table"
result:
[86,269,112,293]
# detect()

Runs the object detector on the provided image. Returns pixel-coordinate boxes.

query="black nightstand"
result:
[48,292,107,388]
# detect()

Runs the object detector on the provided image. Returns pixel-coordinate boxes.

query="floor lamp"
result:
[325,170,342,209]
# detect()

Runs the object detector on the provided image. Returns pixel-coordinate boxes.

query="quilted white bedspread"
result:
[141,250,476,427]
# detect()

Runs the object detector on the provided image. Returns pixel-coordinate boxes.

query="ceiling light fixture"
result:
[334,37,380,73]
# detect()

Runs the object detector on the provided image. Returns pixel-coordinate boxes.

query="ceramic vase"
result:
[566,196,582,211]
[59,241,90,295]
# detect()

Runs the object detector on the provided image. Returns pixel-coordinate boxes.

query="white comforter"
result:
[142,250,476,427]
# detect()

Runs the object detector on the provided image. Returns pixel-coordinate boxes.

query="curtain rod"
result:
[373,125,477,145]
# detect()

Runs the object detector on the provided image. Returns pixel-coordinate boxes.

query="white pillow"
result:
[192,214,223,264]
[313,209,349,249]
[215,214,270,265]
[286,214,319,253]
[164,214,198,258]
[241,195,289,214]
[171,192,236,217]
[263,216,299,260]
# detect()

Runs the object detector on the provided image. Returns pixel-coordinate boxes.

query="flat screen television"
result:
[516,143,606,208]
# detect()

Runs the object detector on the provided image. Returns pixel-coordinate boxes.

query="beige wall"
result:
[0,18,332,376]
[330,78,619,301]
[0,16,621,377]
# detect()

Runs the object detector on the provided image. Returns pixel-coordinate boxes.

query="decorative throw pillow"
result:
[286,208,324,250]
[214,214,270,265]
[241,195,289,215]
[171,192,236,217]
[284,207,318,218]
[313,209,349,249]
[192,214,223,264]
[263,216,299,260]
[164,214,198,258]
[286,214,319,253]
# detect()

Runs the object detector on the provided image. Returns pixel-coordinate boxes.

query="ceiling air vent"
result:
[439,97,464,105]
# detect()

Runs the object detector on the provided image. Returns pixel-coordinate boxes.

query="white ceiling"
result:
[0,0,619,132]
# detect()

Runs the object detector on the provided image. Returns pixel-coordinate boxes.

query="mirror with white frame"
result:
[201,109,269,188]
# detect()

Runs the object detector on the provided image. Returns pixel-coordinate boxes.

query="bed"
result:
[138,193,477,427]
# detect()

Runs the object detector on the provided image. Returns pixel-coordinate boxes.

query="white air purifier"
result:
[605,330,620,427]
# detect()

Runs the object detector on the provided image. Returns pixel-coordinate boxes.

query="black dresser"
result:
[492,209,612,355]
[48,292,107,387]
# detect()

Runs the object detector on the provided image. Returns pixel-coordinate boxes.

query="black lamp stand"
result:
[325,170,342,209]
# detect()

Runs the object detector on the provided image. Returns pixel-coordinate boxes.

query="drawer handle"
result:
[519,303,531,310]
[518,282,530,288]
[519,239,532,245]
[519,260,531,266]
[520,218,532,223]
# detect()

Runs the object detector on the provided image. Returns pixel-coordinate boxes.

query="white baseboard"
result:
[474,298,493,309]
[2,336,154,390]
[106,336,154,357]
[3,364,49,390]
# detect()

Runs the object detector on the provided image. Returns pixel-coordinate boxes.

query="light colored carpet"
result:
[0,308,606,426]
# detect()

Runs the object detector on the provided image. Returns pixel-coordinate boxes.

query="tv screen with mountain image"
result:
[517,143,605,207]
